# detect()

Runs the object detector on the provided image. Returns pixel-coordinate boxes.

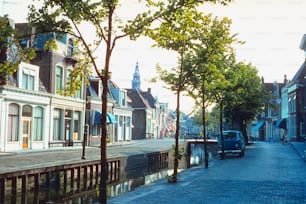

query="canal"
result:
[0,139,217,203]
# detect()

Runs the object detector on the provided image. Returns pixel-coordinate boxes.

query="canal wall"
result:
[0,140,217,203]
[0,150,169,204]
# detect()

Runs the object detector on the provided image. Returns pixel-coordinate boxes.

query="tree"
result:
[223,62,264,143]
[193,106,220,135]
[0,15,36,85]
[182,16,239,166]
[28,0,231,202]
[149,7,200,182]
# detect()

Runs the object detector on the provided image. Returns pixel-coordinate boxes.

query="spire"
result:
[132,61,141,90]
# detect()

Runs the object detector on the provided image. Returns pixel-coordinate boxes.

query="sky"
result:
[2,0,306,114]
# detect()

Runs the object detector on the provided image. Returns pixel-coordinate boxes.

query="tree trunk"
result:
[99,4,114,204]
[220,102,224,159]
[171,89,180,183]
[100,74,108,204]
[202,82,208,168]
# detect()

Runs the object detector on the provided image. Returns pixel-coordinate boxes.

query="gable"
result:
[292,61,306,83]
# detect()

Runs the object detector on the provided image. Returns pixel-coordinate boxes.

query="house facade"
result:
[0,19,183,152]
[253,34,306,142]
[251,79,284,141]
[283,34,306,141]
[0,20,86,151]
[85,76,133,146]
[0,62,51,151]
[127,62,172,140]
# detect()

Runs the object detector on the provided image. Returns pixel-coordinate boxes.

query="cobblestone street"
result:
[109,142,306,204]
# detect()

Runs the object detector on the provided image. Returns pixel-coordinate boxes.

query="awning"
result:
[94,110,117,124]
[252,120,265,131]
[275,118,287,129]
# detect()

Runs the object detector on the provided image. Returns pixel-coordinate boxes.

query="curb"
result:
[0,152,17,156]
[289,142,306,162]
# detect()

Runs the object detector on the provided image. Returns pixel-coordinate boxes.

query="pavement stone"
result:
[0,140,305,203]
[289,141,306,161]
[108,141,306,204]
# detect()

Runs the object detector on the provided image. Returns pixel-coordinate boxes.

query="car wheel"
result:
[240,150,245,157]
[218,153,225,160]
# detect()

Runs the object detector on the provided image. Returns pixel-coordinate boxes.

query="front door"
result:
[22,120,31,149]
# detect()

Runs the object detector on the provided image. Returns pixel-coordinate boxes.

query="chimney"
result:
[284,74,288,84]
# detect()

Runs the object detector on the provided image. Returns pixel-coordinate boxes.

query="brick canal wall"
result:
[0,151,169,204]
[0,140,217,203]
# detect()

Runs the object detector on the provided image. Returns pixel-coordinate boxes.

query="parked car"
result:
[217,130,245,159]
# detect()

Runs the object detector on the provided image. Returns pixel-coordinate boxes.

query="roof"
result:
[86,76,116,101]
[291,61,306,83]
[299,34,306,51]
[263,82,284,96]
[139,90,156,108]
[126,89,152,109]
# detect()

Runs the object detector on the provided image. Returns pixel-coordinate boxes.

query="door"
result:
[22,120,31,149]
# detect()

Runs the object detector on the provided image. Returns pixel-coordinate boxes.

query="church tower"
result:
[132,61,141,90]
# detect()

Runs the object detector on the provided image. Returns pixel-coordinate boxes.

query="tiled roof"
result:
[139,91,156,108]
[126,89,152,109]
[291,61,306,83]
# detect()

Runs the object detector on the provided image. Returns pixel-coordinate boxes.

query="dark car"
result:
[217,130,245,159]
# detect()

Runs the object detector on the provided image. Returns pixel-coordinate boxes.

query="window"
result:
[34,107,43,141]
[121,91,126,106]
[22,69,35,90]
[66,68,82,99]
[55,66,63,92]
[223,132,237,140]
[22,105,32,117]
[74,111,81,140]
[67,38,74,57]
[300,122,305,137]
[75,75,82,99]
[92,123,101,136]
[8,103,19,141]
[66,69,72,82]
[65,110,72,141]
[53,109,62,140]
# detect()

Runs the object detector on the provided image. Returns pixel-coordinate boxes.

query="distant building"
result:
[251,78,284,141]
[127,62,171,140]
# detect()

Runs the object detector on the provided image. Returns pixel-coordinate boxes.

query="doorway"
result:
[22,120,31,149]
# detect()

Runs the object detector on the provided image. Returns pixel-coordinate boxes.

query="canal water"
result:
[3,142,211,203]
[6,167,172,203]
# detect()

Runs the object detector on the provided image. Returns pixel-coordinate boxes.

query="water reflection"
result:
[6,168,170,203]
[109,169,170,199]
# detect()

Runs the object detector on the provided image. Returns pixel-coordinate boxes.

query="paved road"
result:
[109,142,306,204]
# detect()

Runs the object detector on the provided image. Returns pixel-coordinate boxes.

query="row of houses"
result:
[250,34,306,142]
[0,18,178,152]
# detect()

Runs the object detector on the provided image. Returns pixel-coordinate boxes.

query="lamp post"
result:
[81,124,88,160]
[82,75,87,160]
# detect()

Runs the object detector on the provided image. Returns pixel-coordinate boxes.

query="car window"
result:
[223,132,237,140]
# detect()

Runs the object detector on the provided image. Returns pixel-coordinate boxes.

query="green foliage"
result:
[27,0,233,194]
[193,106,220,131]
[43,39,58,51]
[0,62,18,77]
[0,16,36,84]
[223,62,264,122]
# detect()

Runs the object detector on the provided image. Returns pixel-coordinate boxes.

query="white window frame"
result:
[18,62,39,91]
[55,65,64,93]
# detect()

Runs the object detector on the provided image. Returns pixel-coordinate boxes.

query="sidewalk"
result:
[108,141,306,204]
[289,141,306,161]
